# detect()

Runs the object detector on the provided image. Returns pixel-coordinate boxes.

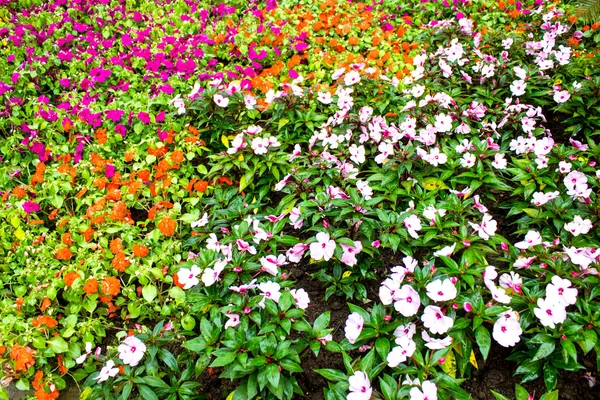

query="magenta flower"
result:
[23,201,40,214]
[105,164,115,179]
[138,112,150,124]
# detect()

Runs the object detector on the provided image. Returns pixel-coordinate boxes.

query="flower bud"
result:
[463,302,473,312]
[463,240,471,247]
[384,315,392,321]
[372,240,381,248]
[501,242,509,251]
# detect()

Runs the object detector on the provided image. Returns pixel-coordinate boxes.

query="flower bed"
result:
[1,0,600,399]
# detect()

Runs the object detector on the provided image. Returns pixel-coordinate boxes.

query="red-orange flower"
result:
[101,277,120,297]
[40,297,51,312]
[111,252,131,272]
[109,238,123,254]
[10,344,35,372]
[32,315,58,329]
[158,216,177,236]
[83,278,98,295]
[63,271,79,287]
[132,244,149,257]
[55,247,72,261]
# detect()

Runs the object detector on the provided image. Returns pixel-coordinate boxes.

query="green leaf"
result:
[375,337,390,361]
[515,384,530,400]
[539,390,559,400]
[48,337,69,353]
[144,376,169,389]
[138,385,159,400]
[265,363,280,388]
[533,342,556,361]
[475,326,491,361]
[210,351,237,367]
[543,363,557,391]
[159,348,179,372]
[315,368,347,382]
[490,390,511,400]
[142,285,158,303]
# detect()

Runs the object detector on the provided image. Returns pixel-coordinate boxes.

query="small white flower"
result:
[213,93,230,107]
[94,360,119,382]
[118,336,146,367]
[345,312,364,344]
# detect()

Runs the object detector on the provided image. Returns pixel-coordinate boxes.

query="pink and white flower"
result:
[94,360,119,382]
[394,285,421,317]
[546,276,577,306]
[347,371,371,400]
[310,232,336,261]
[290,288,310,309]
[421,330,453,350]
[387,336,416,367]
[177,265,201,289]
[341,241,363,266]
[410,380,438,400]
[534,297,567,328]
[404,214,422,239]
[421,305,454,334]
[118,336,146,367]
[258,281,282,307]
[514,230,542,249]
[493,312,522,347]
[345,312,364,344]
[213,93,230,107]
[426,279,458,302]
[224,313,241,329]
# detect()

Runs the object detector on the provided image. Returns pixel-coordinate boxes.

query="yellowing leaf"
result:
[422,177,449,191]
[80,387,93,400]
[440,350,456,378]
[469,350,478,370]
[342,271,352,278]
[226,391,235,400]
[15,228,25,240]
[238,154,244,162]
[11,216,20,228]
[239,175,247,192]
[221,135,229,148]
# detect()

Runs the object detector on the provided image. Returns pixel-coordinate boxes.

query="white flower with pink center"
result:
[309,232,336,261]
[347,371,371,400]
[514,230,542,249]
[394,285,421,317]
[493,313,522,347]
[213,93,230,108]
[409,380,438,400]
[224,313,240,329]
[290,288,310,309]
[387,336,416,367]
[426,278,457,302]
[340,241,363,267]
[177,265,201,289]
[258,281,281,308]
[118,336,146,367]
[344,312,364,344]
[534,297,567,328]
[421,305,454,334]
[546,276,577,306]
[403,214,422,239]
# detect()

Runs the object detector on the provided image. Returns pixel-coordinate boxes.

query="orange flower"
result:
[194,180,209,193]
[132,244,149,257]
[32,315,58,329]
[138,169,151,182]
[593,22,600,30]
[83,278,98,295]
[63,271,79,286]
[110,238,123,254]
[95,128,107,144]
[55,247,72,261]
[158,216,177,236]
[82,227,94,242]
[16,296,23,314]
[111,252,131,272]
[61,233,73,246]
[348,36,359,46]
[40,297,51,312]
[33,370,44,390]
[170,150,184,164]
[57,355,67,375]
[173,273,185,289]
[12,186,27,198]
[101,277,120,297]
[10,345,35,372]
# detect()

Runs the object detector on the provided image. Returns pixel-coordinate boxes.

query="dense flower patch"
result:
[1,0,600,399]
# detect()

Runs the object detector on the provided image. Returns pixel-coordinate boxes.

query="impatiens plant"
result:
[1,0,600,399]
